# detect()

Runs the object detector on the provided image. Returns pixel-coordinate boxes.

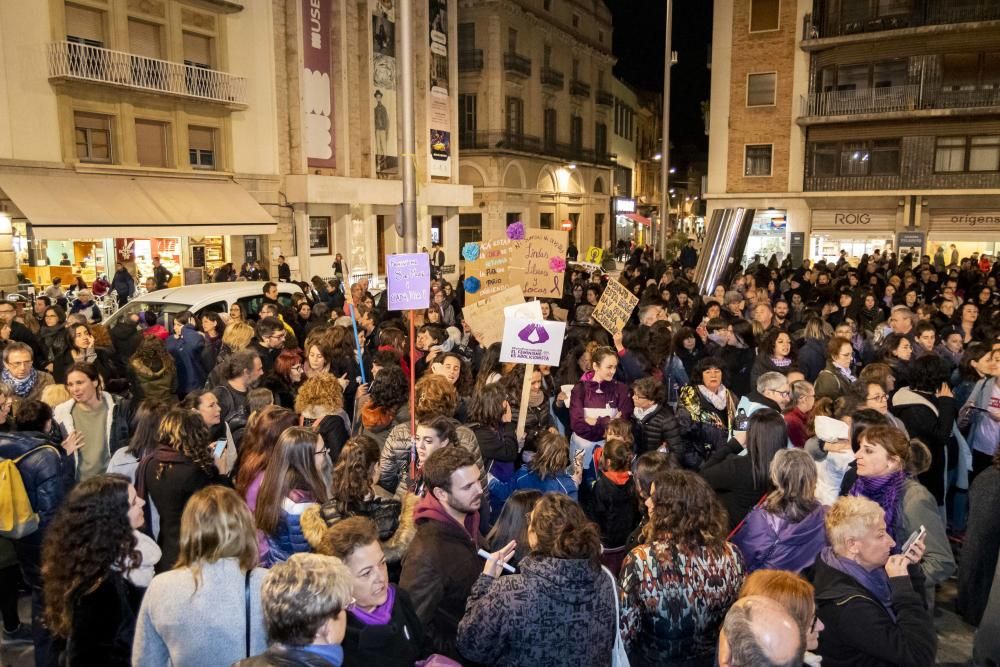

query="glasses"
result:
[291,365,304,373]
[269,332,286,341]
[315,446,330,457]
[867,393,888,403]
[809,614,819,633]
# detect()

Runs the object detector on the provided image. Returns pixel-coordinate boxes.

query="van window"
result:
[277,294,293,309]
[195,301,227,318]
[237,296,264,321]
[105,301,188,328]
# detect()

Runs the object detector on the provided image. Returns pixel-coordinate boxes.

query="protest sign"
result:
[584,246,604,264]
[461,285,525,347]
[500,307,566,366]
[521,229,569,299]
[593,279,639,333]
[386,253,431,311]
[463,229,568,303]
[462,239,514,303]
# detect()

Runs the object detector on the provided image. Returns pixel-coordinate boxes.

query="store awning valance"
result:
[623,213,651,227]
[0,173,277,240]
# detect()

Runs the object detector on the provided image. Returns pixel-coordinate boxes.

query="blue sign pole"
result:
[348,304,367,385]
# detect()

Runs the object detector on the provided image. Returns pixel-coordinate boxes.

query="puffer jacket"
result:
[730,503,827,573]
[357,402,409,449]
[891,387,956,506]
[674,384,736,470]
[128,358,177,403]
[632,403,683,455]
[261,490,316,568]
[165,325,206,396]
[457,557,616,667]
[301,491,418,564]
[569,377,634,441]
[378,422,486,495]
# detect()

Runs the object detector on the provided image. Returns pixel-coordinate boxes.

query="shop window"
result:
[188,126,216,170]
[135,119,170,167]
[749,0,780,32]
[809,142,837,177]
[870,140,900,175]
[969,136,1000,172]
[744,144,773,177]
[74,112,113,163]
[128,18,163,59]
[935,136,967,172]
[66,3,105,45]
[747,73,777,106]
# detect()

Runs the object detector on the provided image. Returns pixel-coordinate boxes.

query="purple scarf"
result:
[820,547,896,621]
[850,470,907,536]
[771,356,792,368]
[348,584,396,626]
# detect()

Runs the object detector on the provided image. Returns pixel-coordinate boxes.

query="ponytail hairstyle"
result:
[601,438,632,473]
[330,435,380,506]
[528,493,601,567]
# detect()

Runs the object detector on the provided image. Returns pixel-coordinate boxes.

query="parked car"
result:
[102,282,300,328]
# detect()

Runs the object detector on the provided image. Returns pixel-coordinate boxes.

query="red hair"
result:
[274,348,304,383]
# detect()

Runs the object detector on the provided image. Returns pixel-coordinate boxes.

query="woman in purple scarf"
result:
[324,516,424,666]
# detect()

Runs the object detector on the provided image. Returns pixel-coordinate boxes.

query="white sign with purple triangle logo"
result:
[500,301,566,366]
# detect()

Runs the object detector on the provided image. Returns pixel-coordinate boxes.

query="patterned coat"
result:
[619,540,745,667]
[457,556,616,667]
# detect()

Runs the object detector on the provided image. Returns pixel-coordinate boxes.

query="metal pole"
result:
[658,0,672,259]
[400,0,418,253]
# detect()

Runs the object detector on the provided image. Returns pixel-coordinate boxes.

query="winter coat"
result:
[301,491,418,565]
[675,384,736,470]
[236,644,342,667]
[619,540,745,666]
[730,503,827,573]
[60,572,143,667]
[812,555,936,667]
[632,403,683,455]
[958,465,1000,626]
[52,345,127,393]
[568,377,634,442]
[469,422,518,478]
[784,407,809,448]
[128,358,177,404]
[973,556,1000,665]
[40,324,67,367]
[52,393,134,479]
[342,587,424,667]
[142,453,218,573]
[378,422,485,495]
[111,269,135,301]
[398,492,482,661]
[586,464,640,548]
[700,438,772,531]
[797,337,826,382]
[301,412,351,466]
[356,402,408,449]
[260,490,315,568]
[750,355,798,388]
[8,370,54,417]
[70,299,102,323]
[814,363,853,401]
[165,325,206,396]
[891,387,956,506]
[457,557,616,667]
[490,467,579,507]
[109,321,142,361]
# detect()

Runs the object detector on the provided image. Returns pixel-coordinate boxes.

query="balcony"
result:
[569,80,591,98]
[803,0,1000,41]
[503,52,531,78]
[458,49,483,72]
[804,174,904,191]
[540,66,564,90]
[799,83,1000,123]
[47,40,247,107]
[458,130,614,166]
[596,89,614,107]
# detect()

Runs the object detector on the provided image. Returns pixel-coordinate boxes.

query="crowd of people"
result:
[1,238,999,667]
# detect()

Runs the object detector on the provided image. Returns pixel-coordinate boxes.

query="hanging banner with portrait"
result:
[427,0,451,178]
[302,0,335,168]
[371,0,399,178]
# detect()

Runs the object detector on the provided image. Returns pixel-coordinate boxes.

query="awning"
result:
[621,213,651,227]
[0,173,277,239]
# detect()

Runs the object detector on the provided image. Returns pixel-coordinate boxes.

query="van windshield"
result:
[105,301,190,328]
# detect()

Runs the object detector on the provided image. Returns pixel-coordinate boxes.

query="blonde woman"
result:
[205,321,257,388]
[132,486,268,665]
[295,373,351,464]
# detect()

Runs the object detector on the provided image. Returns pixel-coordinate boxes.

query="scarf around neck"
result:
[698,384,729,411]
[835,364,857,384]
[2,366,37,397]
[820,546,896,621]
[349,584,396,626]
[850,470,907,536]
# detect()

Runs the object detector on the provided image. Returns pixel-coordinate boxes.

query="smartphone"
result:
[900,525,926,555]
[213,439,227,459]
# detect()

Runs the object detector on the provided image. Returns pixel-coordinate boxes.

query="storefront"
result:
[809,209,897,264]
[926,209,1000,262]
[613,197,649,246]
[742,209,788,265]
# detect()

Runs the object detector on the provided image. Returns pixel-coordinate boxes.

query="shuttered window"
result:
[745,145,773,176]
[747,73,777,106]
[188,126,216,169]
[65,3,104,44]
[969,136,1000,172]
[128,19,163,59]
[74,112,112,163]
[458,23,475,51]
[750,0,780,32]
[182,32,212,67]
[136,119,170,167]
[935,137,966,172]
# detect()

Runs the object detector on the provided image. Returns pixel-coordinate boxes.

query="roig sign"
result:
[833,212,870,225]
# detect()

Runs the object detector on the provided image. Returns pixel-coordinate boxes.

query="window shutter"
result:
[66,4,104,43]
[188,126,214,151]
[128,19,162,59]
[183,32,212,66]
[136,120,168,167]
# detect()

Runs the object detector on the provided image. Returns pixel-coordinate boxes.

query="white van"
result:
[102,282,301,327]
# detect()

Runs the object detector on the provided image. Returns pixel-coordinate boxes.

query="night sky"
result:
[604,0,714,170]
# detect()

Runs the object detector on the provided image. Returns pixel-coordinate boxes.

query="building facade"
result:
[707,0,1000,267]
[0,0,282,293]
[456,0,615,252]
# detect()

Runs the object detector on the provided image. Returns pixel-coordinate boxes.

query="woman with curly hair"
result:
[618,468,745,666]
[234,405,298,507]
[136,407,224,573]
[294,372,351,464]
[357,364,410,448]
[42,474,148,666]
[128,335,177,404]
[264,348,305,409]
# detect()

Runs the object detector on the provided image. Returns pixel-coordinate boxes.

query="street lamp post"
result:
[658,0,672,260]
[399,0,417,253]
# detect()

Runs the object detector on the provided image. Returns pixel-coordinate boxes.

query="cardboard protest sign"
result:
[463,229,568,303]
[585,246,604,264]
[520,229,568,299]
[385,253,431,311]
[500,301,566,366]
[462,239,515,303]
[461,285,525,347]
[592,279,639,333]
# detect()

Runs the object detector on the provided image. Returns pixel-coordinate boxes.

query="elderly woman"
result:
[813,496,936,665]
[675,356,737,470]
[69,289,101,323]
[295,373,351,465]
[731,449,827,573]
[619,469,745,666]
[814,336,855,401]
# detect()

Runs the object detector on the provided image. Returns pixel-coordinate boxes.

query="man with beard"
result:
[772,299,790,330]
[211,349,263,445]
[400,447,485,662]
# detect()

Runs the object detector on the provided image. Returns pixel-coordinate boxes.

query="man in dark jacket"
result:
[110,263,135,302]
[165,311,206,398]
[110,313,143,362]
[0,302,45,368]
[213,350,263,444]
[151,256,172,291]
[276,255,291,283]
[680,238,698,269]
[252,317,286,375]
[399,447,483,662]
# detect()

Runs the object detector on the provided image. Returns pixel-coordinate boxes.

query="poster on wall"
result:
[372,0,399,178]
[309,217,331,255]
[302,0,335,168]
[427,0,451,178]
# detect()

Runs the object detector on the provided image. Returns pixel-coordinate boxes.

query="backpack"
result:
[0,445,59,539]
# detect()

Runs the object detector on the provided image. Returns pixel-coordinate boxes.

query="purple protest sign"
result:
[386,253,431,311]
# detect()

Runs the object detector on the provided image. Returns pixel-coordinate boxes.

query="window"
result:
[747,73,776,106]
[572,14,580,28]
[572,58,580,80]
[570,115,583,150]
[128,18,163,59]
[543,44,552,68]
[870,139,900,174]
[807,139,901,176]
[595,122,608,156]
[936,137,967,172]
[544,108,557,148]
[74,112,112,163]
[936,136,1000,172]
[809,142,837,176]
[745,145,773,176]
[505,96,524,136]
[877,0,911,17]
[599,31,605,44]
[309,217,331,255]
[505,212,522,227]
[459,94,477,139]
[543,0,552,10]
[970,136,1000,171]
[507,28,517,54]
[595,214,604,246]
[66,3,105,44]
[135,119,170,167]
[182,32,212,67]
[598,70,606,91]
[540,213,553,230]
[459,213,483,248]
[873,59,907,88]
[942,53,978,91]
[840,142,869,176]
[750,0,780,32]
[836,64,869,92]
[458,23,475,52]
[188,126,216,170]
